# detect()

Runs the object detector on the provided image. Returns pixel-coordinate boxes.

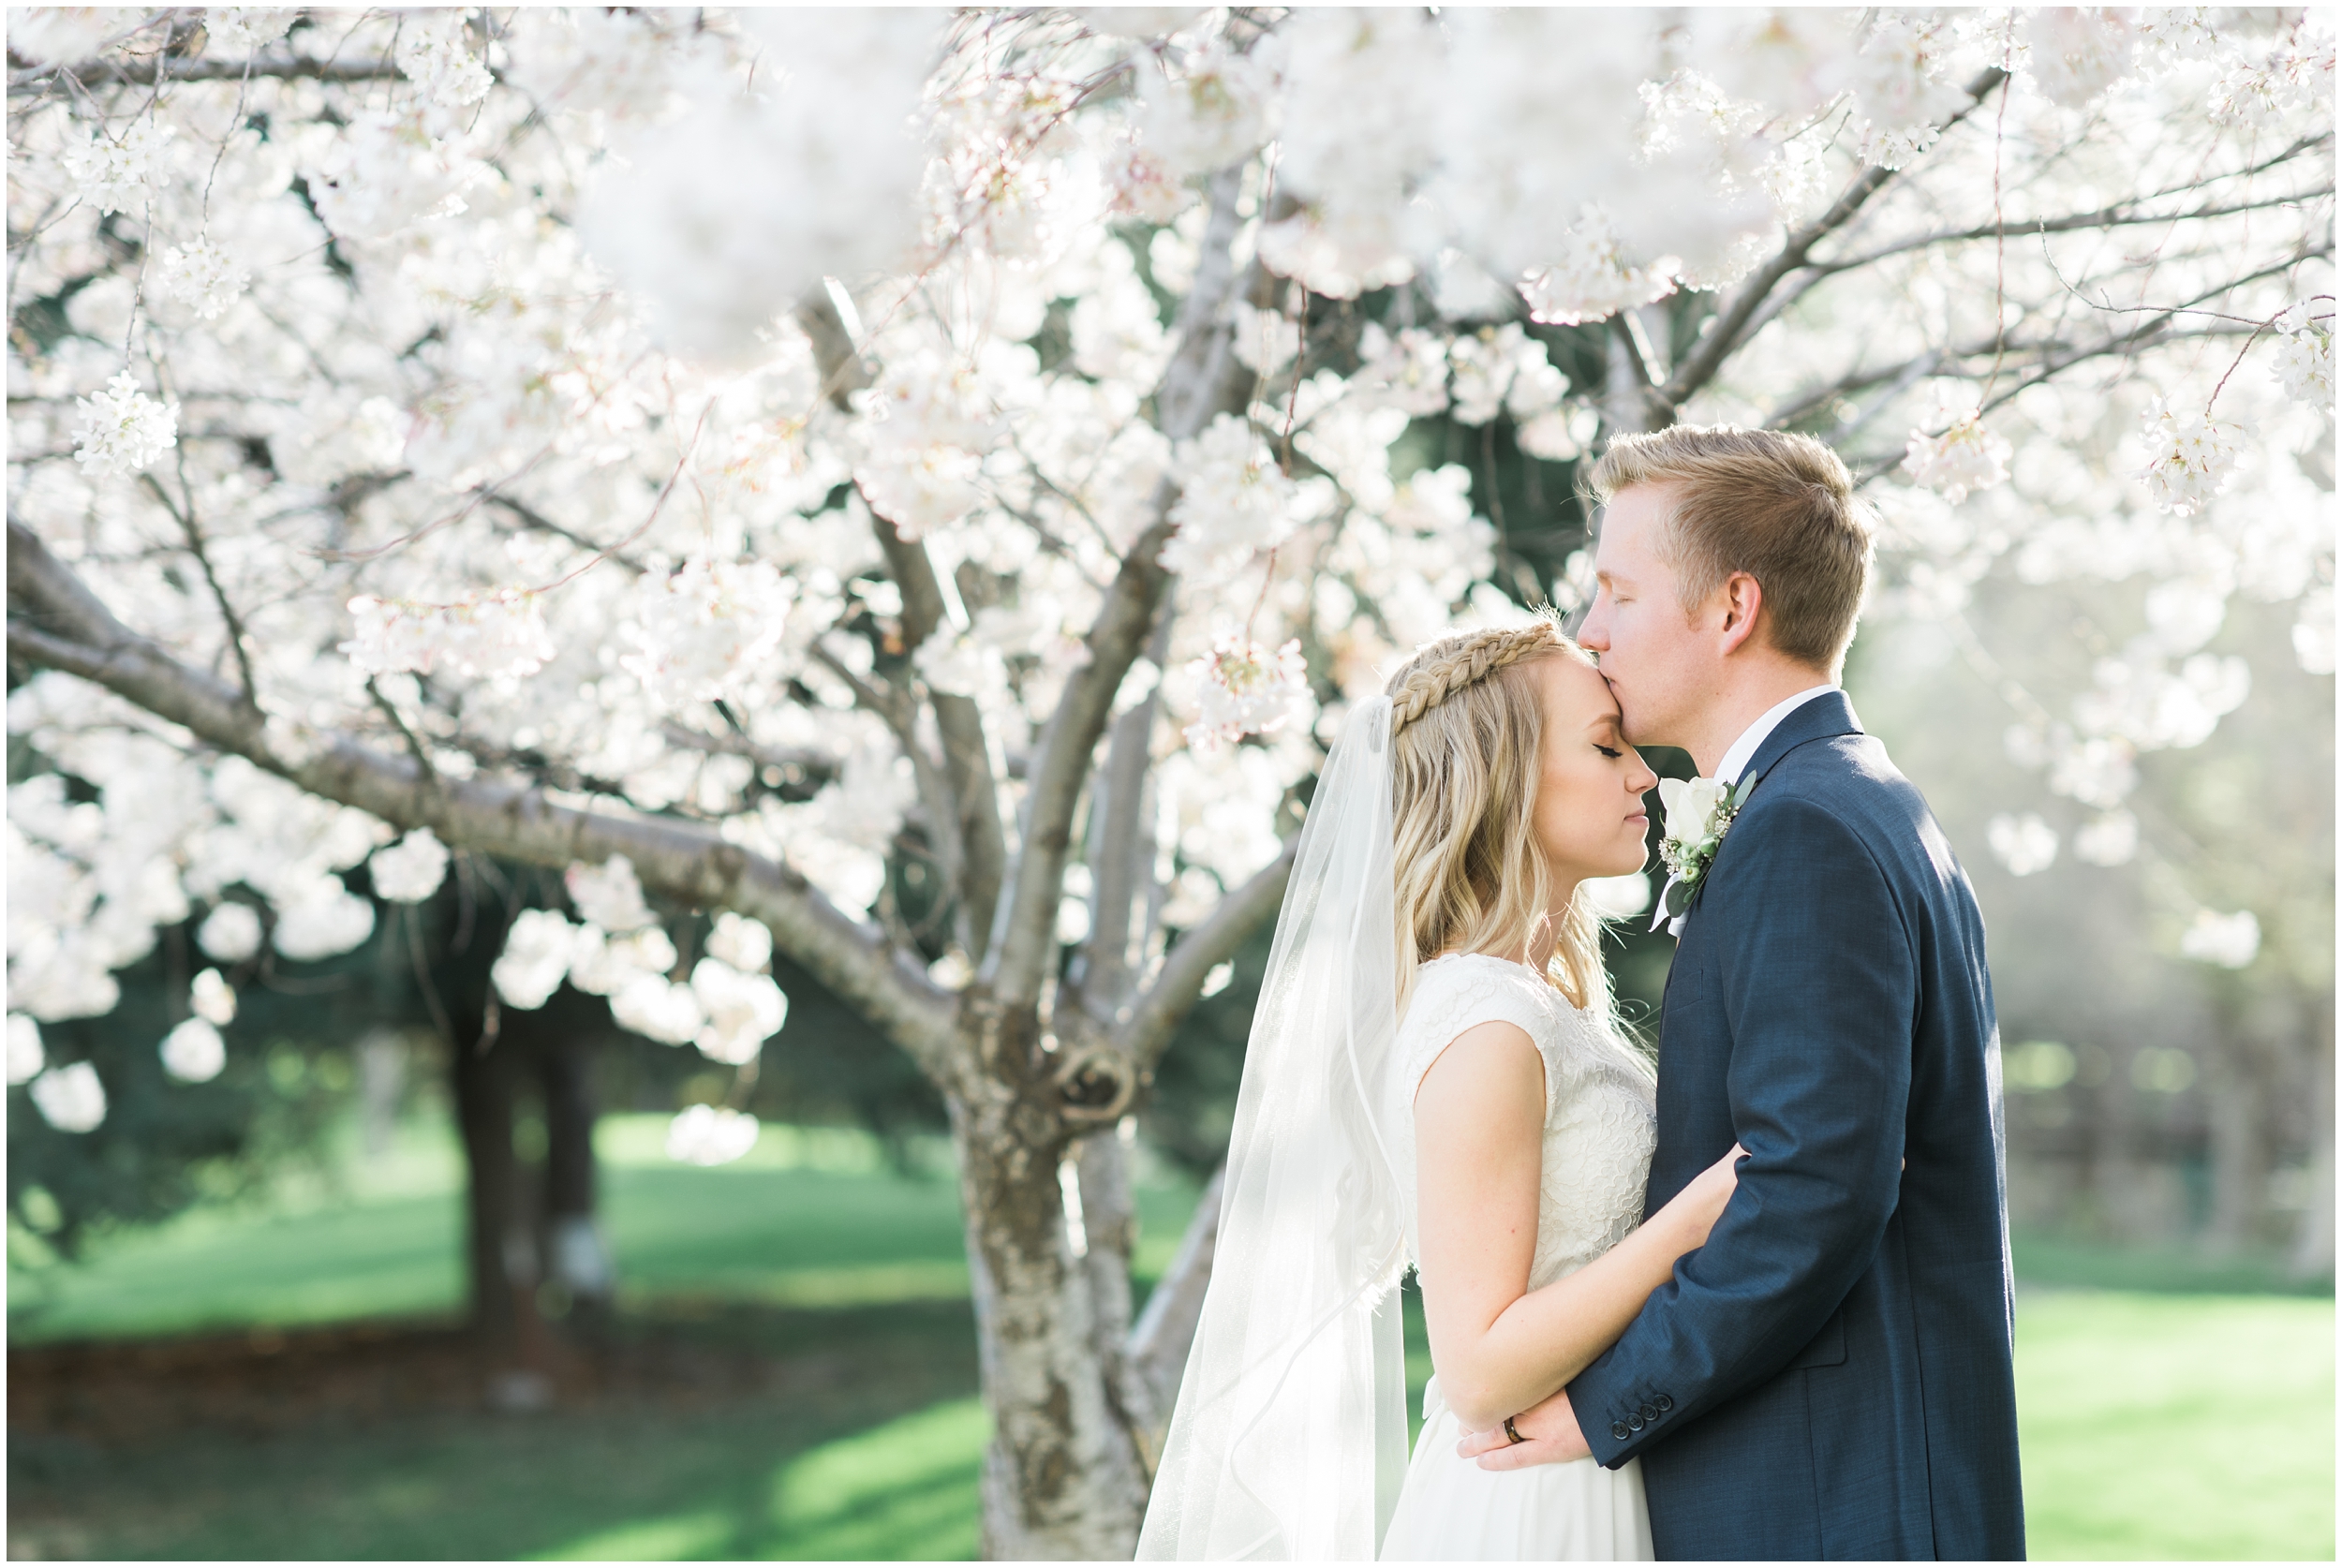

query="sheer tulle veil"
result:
[1136,695,1411,1561]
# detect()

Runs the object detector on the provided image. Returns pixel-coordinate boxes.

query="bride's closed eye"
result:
[1594,744,1623,760]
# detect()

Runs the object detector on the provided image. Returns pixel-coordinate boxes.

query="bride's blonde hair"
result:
[1386,614,1618,1022]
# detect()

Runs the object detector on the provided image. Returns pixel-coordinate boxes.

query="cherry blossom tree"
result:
[7,7,2332,1553]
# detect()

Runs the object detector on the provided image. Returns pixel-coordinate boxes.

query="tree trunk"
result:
[950,1005,1151,1559]
[2203,1057,2267,1255]
[450,1025,554,1409]
[1128,1163,1224,1431]
[2290,998,2335,1280]
[539,1031,615,1311]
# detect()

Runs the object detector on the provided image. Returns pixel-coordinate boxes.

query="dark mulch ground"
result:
[7,1306,866,1441]
[7,1300,983,1561]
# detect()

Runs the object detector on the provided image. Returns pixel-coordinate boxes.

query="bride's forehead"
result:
[1534,651,1612,709]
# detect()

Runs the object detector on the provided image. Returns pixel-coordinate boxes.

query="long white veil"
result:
[1136,695,1411,1561]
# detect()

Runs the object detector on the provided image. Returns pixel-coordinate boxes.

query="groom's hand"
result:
[1457,1386,1593,1470]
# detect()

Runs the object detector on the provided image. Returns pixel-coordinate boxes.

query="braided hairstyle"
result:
[1386,613,1617,1022]
[1386,621,1570,737]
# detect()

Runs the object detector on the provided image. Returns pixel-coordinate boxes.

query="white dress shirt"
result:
[1714,684,1840,784]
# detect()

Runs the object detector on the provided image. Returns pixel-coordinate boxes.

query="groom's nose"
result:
[1578,594,1611,652]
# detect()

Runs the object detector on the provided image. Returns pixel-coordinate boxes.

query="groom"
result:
[1460,426,2024,1559]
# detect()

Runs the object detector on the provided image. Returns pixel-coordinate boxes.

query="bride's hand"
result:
[1664,1142,1746,1248]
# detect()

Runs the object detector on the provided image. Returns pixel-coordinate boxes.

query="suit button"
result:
[1639,1402,1658,1421]
[1611,1421,1631,1442]
[1626,1413,1645,1431]
[1654,1395,1674,1413]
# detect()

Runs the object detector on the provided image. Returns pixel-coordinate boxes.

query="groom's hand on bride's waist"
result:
[1458,1387,1593,1470]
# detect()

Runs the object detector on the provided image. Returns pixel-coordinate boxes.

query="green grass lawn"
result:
[2015,1292,2334,1561]
[8,1117,2334,1561]
[7,1116,1199,1340]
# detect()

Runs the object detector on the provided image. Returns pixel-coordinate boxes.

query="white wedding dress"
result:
[1377,953,1660,1562]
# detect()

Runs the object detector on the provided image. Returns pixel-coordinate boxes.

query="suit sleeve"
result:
[1567,795,1913,1467]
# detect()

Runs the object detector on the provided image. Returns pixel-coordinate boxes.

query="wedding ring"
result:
[1504,1417,1525,1445]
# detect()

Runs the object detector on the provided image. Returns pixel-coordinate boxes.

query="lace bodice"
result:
[1390,953,1658,1289]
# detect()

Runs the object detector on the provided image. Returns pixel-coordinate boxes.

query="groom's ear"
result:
[1715,570,1766,656]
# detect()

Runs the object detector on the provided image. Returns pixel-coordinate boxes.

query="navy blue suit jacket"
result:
[1566,692,2025,1560]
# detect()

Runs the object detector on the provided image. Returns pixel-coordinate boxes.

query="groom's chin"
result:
[1607,688,1668,749]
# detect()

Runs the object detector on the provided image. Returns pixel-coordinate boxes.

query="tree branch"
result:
[871,516,1008,958]
[1766,241,2324,437]
[793,287,874,414]
[1660,67,2009,414]
[1117,836,1298,1071]
[8,54,408,94]
[1073,612,1175,1017]
[809,640,970,912]
[8,518,957,1070]
[986,166,1253,1008]
[1126,1161,1224,1424]
[1809,185,2335,279]
[140,469,261,706]
[789,287,1003,954]
[484,492,649,575]
[659,720,836,779]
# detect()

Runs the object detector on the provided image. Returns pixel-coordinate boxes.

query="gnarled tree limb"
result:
[8,517,957,1070]
[1126,1161,1225,1425]
[1660,67,2010,415]
[1118,836,1299,1071]
[8,55,409,94]
[871,516,1009,957]
[988,166,1253,1008]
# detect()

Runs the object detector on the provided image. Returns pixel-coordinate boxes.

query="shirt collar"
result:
[1715,685,1839,784]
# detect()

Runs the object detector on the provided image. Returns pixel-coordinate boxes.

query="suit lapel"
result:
[1676,692,1864,928]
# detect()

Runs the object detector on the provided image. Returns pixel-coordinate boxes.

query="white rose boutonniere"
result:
[1651,775,1751,931]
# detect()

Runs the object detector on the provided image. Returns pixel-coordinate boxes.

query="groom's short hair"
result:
[1584,425,1874,672]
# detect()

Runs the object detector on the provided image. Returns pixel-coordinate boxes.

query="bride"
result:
[1138,619,1742,1561]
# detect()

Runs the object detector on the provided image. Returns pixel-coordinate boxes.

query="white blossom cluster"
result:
[394,10,496,116]
[578,11,940,362]
[1903,414,2013,505]
[1163,414,1300,582]
[666,1103,762,1166]
[70,373,178,478]
[211,9,299,54]
[1987,812,2060,878]
[2179,908,2262,969]
[59,117,174,214]
[2137,398,2242,516]
[7,1016,46,1087]
[156,237,252,320]
[2270,302,2335,408]
[1183,635,1308,752]
[485,859,790,1089]
[161,1017,227,1083]
[369,829,451,905]
[7,696,392,1043]
[306,107,484,242]
[619,558,794,709]
[343,593,556,683]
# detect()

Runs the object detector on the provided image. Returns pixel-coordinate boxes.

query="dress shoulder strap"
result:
[1394,954,1562,1112]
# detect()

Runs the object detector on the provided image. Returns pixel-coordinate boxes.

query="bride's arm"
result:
[1415,1023,1739,1435]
